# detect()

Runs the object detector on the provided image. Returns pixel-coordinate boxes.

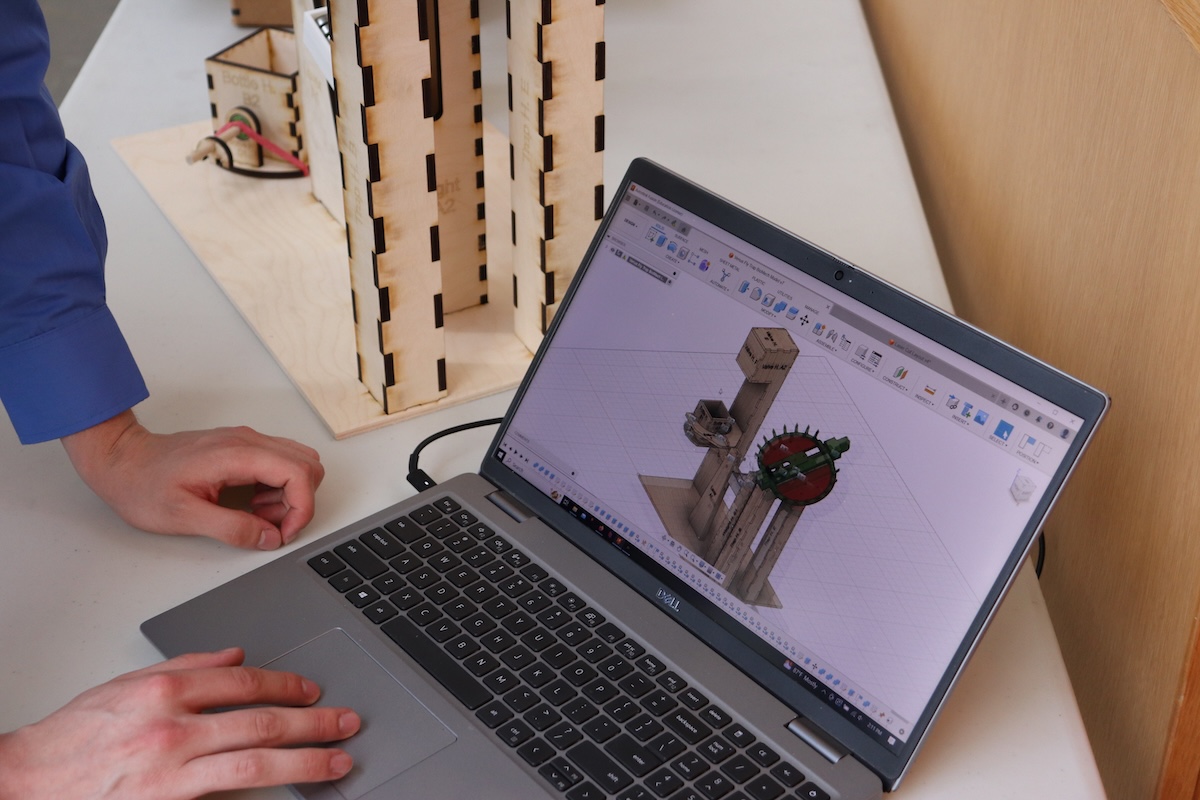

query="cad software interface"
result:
[496,184,1082,752]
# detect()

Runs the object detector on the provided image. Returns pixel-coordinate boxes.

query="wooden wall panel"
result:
[860,3,1200,798]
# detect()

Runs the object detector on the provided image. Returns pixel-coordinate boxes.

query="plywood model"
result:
[206,27,303,171]
[507,0,606,351]
[328,1,446,414]
[291,1,344,225]
[861,3,1200,798]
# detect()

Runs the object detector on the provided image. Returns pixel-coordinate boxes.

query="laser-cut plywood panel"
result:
[507,0,605,352]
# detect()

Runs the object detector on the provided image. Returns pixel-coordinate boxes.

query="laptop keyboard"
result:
[307,495,831,800]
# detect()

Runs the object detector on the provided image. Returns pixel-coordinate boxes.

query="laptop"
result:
[143,158,1108,800]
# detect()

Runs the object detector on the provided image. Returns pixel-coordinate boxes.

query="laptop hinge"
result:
[786,717,848,764]
[486,489,535,523]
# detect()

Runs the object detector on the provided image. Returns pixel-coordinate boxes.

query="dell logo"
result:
[655,588,682,613]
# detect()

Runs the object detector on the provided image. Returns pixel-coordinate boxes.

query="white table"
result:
[0,1,1105,797]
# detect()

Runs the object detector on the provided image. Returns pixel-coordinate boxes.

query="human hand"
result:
[0,648,359,800]
[61,409,325,550]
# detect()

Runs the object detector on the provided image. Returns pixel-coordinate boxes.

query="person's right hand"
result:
[0,648,359,800]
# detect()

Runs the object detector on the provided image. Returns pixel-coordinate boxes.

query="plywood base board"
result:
[114,120,530,439]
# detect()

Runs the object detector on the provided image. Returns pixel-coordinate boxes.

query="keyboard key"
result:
[564,697,599,724]
[656,672,687,694]
[699,735,735,763]
[582,716,620,743]
[605,697,640,723]
[384,515,425,543]
[616,639,646,660]
[307,552,345,577]
[604,733,661,777]
[485,536,513,554]
[559,593,587,613]
[518,737,555,767]
[645,766,685,797]
[388,553,421,574]
[540,577,568,597]
[429,552,461,573]
[795,782,831,800]
[346,586,380,608]
[745,742,779,767]
[664,709,712,744]
[484,669,519,694]
[617,788,655,800]
[578,640,613,664]
[769,762,804,787]
[501,645,537,670]
[476,699,513,728]
[465,651,501,676]
[390,586,423,610]
[371,572,403,594]
[497,718,535,747]
[595,622,626,644]
[696,771,736,798]
[678,687,708,710]
[744,774,783,800]
[427,518,459,539]
[426,618,460,643]
[408,504,442,525]
[582,677,619,704]
[647,731,687,761]
[539,757,584,792]
[409,538,443,561]
[618,672,654,697]
[527,704,564,733]
[566,781,606,800]
[406,566,439,589]
[444,532,476,553]
[360,527,404,559]
[504,686,541,713]
[501,610,537,635]
[699,705,732,729]
[521,563,549,582]
[641,689,678,717]
[518,590,553,613]
[719,754,759,784]
[520,662,555,688]
[445,634,480,659]
[380,617,491,709]
[481,629,517,653]
[546,720,583,749]
[482,596,518,619]
[537,606,571,629]
[671,751,708,780]
[466,522,494,540]
[502,549,532,569]
[432,497,461,514]
[445,566,479,588]
[540,679,578,707]
[563,661,599,687]
[577,608,606,628]
[328,571,362,593]
[362,600,397,624]
[600,655,635,682]
[424,581,458,605]
[570,741,635,792]
[521,627,554,652]
[448,509,477,526]
[443,598,477,621]
[481,561,515,583]
[626,713,664,742]
[406,602,441,627]
[542,643,576,669]
[723,724,755,748]
[463,545,496,567]
[637,654,667,676]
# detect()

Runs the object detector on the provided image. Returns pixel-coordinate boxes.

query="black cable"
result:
[1035,531,1046,579]
[406,417,504,491]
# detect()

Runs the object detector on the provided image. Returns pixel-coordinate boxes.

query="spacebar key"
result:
[381,617,492,709]
[567,742,633,793]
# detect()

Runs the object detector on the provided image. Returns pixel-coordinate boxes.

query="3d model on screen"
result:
[641,328,850,607]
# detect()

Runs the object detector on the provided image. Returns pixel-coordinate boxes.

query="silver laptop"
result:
[143,158,1108,800]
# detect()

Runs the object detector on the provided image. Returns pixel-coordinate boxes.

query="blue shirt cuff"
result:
[0,305,149,443]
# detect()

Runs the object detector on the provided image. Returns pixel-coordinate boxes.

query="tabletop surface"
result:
[0,1,1105,797]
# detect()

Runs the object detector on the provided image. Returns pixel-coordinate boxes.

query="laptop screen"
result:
[485,160,1105,786]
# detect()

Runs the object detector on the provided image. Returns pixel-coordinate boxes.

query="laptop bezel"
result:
[479,157,1109,790]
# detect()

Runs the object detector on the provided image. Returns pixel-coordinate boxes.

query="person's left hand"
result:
[61,410,325,550]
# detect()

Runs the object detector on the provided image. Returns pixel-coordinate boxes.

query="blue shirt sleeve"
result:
[0,0,149,444]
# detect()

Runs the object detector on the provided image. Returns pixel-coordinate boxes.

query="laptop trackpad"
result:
[262,628,458,800]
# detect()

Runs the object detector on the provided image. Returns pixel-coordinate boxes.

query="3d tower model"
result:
[641,328,850,606]
[508,0,606,351]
